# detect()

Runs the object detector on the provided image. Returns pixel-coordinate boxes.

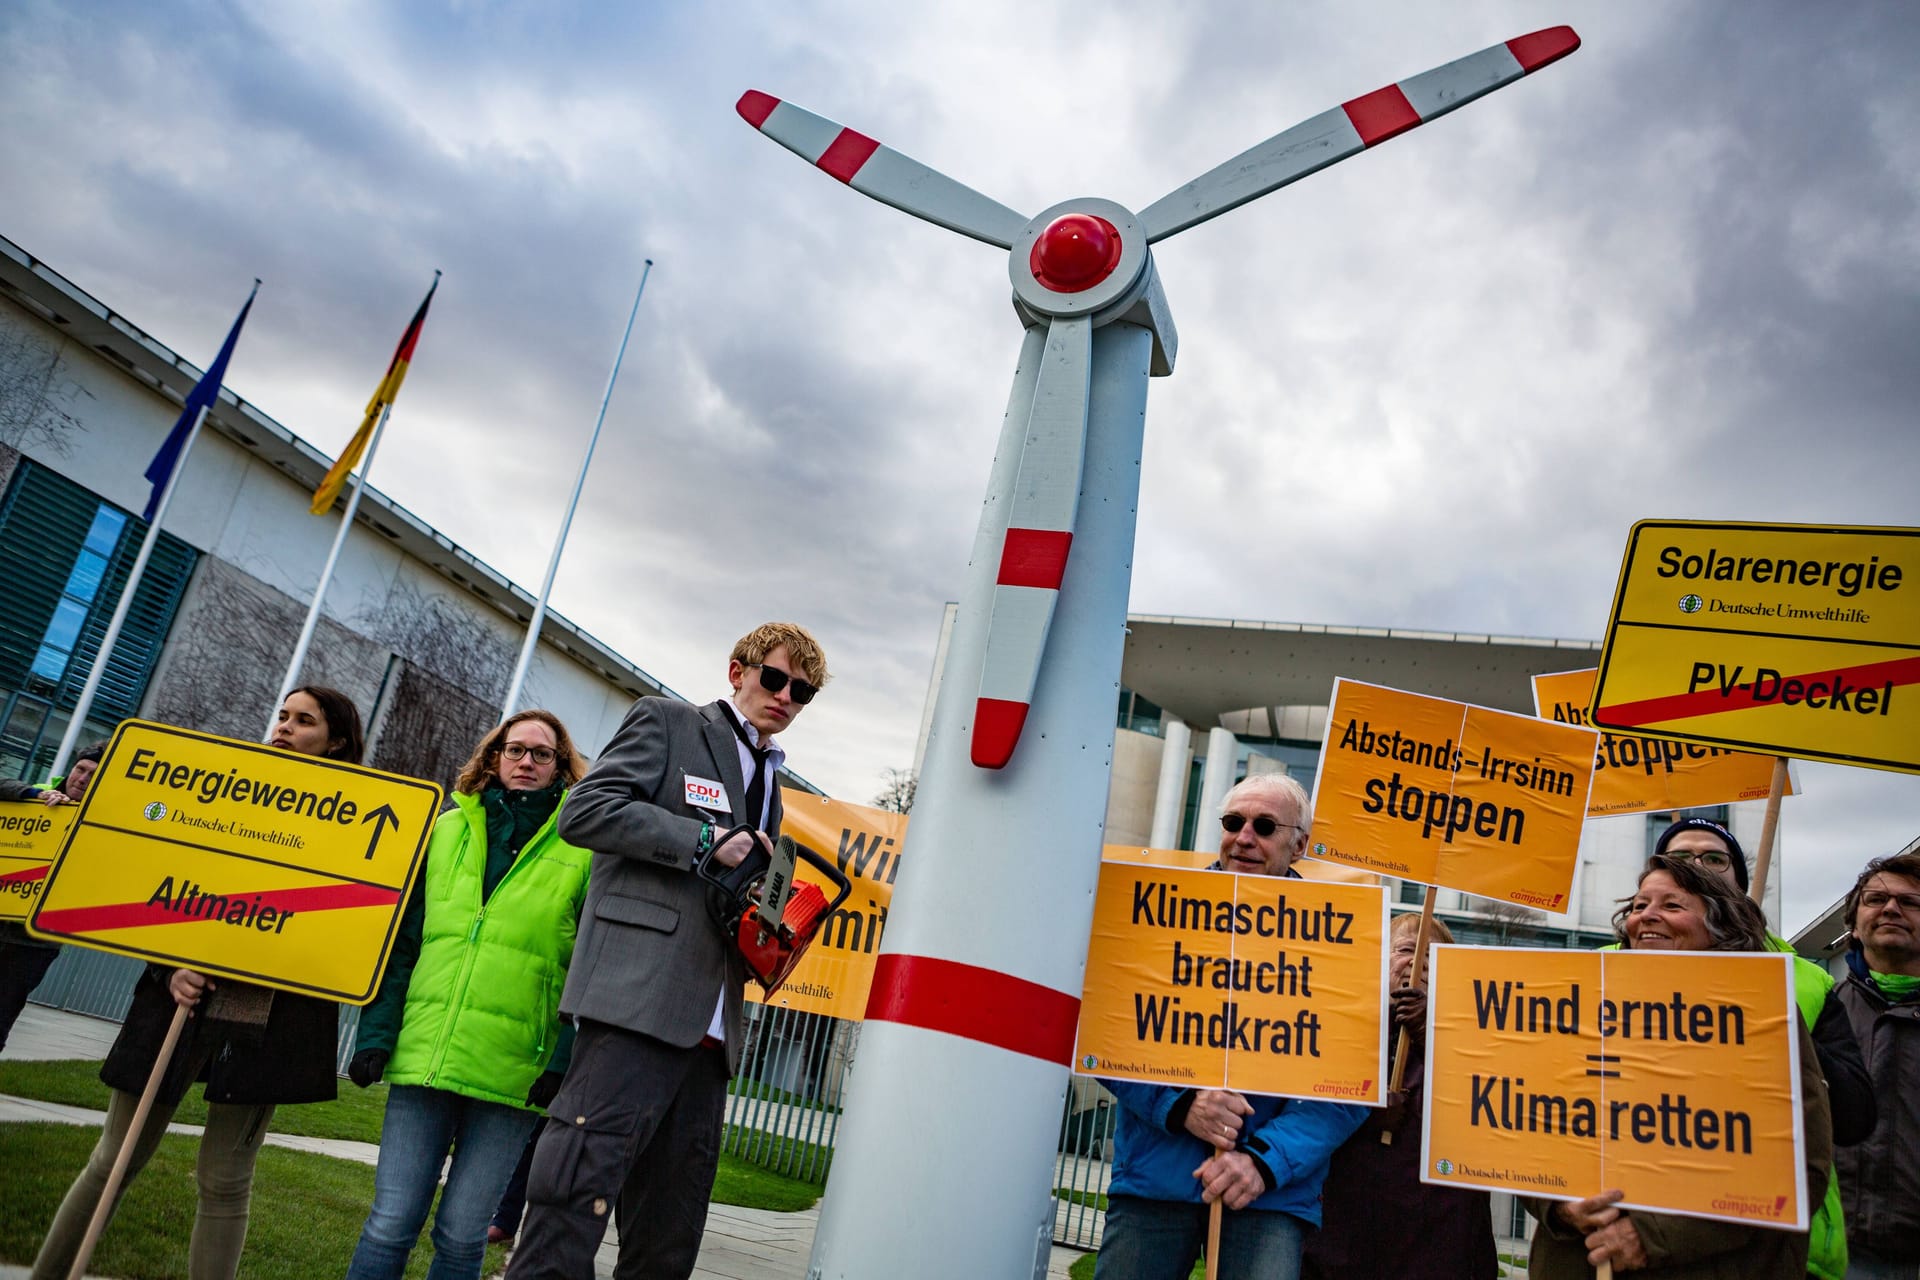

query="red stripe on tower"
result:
[1342,85,1423,147]
[817,130,881,183]
[1506,27,1581,73]
[735,90,779,128]
[997,529,1072,589]
[865,954,1081,1064]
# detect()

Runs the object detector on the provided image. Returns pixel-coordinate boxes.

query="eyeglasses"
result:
[1860,891,1920,913]
[1666,850,1733,870]
[499,743,557,765]
[1221,813,1303,839]
[754,664,819,705]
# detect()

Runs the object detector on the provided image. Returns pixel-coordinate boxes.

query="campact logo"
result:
[143,802,168,822]
[1312,1078,1373,1098]
[1679,593,1704,614]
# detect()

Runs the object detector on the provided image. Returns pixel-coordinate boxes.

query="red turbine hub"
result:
[1030,213,1122,294]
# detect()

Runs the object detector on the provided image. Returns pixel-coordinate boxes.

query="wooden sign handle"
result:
[68,1001,190,1280]
[1598,1262,1614,1280]
[1381,884,1438,1144]
[1747,756,1789,907]
[1205,1144,1227,1280]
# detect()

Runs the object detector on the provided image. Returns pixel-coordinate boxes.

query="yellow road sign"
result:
[27,720,442,1003]
[1533,669,1795,816]
[1591,521,1920,773]
[0,801,78,924]
[1423,945,1806,1228]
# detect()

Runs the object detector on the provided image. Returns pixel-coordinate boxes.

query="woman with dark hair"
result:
[344,709,592,1280]
[1526,855,1835,1280]
[32,687,366,1280]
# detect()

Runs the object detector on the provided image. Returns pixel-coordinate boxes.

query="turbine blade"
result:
[973,314,1092,769]
[1139,26,1580,243]
[737,90,1030,249]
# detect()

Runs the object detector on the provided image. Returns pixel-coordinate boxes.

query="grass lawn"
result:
[2,1059,822,1214]
[1067,1252,1203,1279]
[725,1077,840,1115]
[1054,1187,1109,1211]
[0,1122,504,1278]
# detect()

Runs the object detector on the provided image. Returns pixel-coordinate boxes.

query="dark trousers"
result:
[490,1131,537,1237]
[0,943,59,1051]
[504,1020,728,1280]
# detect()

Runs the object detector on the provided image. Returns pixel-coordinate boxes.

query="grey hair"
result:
[1221,773,1312,851]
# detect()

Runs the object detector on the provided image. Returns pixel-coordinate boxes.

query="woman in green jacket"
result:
[345,710,591,1280]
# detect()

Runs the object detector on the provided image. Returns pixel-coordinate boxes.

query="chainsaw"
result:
[697,825,852,994]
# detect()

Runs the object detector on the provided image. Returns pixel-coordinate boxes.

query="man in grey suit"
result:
[506,622,829,1280]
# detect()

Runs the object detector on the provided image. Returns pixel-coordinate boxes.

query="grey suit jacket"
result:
[556,697,782,1075]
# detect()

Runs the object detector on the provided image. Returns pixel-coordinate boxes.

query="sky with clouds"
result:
[2,0,1914,933]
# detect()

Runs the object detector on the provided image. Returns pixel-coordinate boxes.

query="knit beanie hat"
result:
[1652,816,1749,893]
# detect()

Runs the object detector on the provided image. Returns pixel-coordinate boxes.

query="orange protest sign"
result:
[27,721,441,1004]
[1533,668,1795,816]
[745,789,906,1019]
[0,801,78,923]
[1307,679,1596,910]
[1422,946,1806,1228]
[1073,860,1387,1104]
[1590,521,1920,773]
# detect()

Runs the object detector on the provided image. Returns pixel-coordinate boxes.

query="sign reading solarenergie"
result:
[28,720,441,1003]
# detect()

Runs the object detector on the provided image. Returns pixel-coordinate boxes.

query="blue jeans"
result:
[1095,1194,1305,1280]
[348,1085,540,1280]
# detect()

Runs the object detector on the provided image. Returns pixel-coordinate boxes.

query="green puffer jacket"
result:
[371,790,591,1109]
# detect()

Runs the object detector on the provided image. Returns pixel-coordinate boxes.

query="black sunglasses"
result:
[755,664,819,705]
[1221,813,1302,838]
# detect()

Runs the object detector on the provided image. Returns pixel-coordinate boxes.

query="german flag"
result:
[311,272,439,514]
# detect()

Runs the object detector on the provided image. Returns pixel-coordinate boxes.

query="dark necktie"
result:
[725,707,770,828]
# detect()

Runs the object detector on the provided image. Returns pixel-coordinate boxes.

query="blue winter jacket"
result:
[1104,1079,1368,1225]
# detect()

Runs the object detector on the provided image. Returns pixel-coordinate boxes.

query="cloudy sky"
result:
[3,0,1915,933]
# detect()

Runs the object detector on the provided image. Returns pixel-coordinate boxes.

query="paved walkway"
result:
[2,1005,1083,1278]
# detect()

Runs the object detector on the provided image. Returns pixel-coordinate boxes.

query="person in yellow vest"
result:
[1653,817,1877,1280]
[1528,856,1834,1279]
[344,711,591,1280]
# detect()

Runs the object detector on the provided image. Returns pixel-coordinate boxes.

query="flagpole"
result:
[49,402,213,776]
[500,259,653,719]
[266,399,397,736]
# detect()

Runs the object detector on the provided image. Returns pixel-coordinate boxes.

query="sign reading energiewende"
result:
[27,720,441,1004]
[1590,521,1920,773]
[0,801,78,924]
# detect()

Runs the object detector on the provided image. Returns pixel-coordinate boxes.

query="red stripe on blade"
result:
[971,698,1028,769]
[817,129,880,183]
[1507,26,1581,73]
[36,881,401,935]
[736,90,779,128]
[997,529,1072,589]
[1342,84,1423,146]
[865,953,1080,1064]
[1596,654,1920,728]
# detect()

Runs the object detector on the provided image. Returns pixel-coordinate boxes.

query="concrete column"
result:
[1147,718,1191,849]
[1188,726,1239,851]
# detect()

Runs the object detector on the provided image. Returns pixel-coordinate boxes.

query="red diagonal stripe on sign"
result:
[35,881,400,935]
[0,865,49,886]
[1598,654,1920,728]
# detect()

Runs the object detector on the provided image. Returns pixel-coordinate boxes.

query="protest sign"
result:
[1308,679,1596,911]
[1590,520,1920,773]
[1073,860,1387,1103]
[1422,945,1806,1228]
[0,800,78,924]
[28,720,441,1004]
[1533,668,1796,816]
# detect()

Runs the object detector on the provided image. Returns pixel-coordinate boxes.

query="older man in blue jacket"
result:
[1097,774,1368,1280]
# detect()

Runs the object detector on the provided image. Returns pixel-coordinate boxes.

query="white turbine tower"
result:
[739,27,1579,1279]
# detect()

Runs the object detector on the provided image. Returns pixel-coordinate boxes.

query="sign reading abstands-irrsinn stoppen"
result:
[1590,521,1920,773]
[27,720,441,1004]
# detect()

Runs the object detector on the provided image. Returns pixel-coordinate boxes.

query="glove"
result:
[526,1070,564,1110]
[347,1048,389,1088]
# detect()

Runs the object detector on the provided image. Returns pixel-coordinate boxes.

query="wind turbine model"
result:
[739,27,1578,1280]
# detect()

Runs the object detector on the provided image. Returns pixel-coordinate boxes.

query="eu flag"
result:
[141,280,259,522]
